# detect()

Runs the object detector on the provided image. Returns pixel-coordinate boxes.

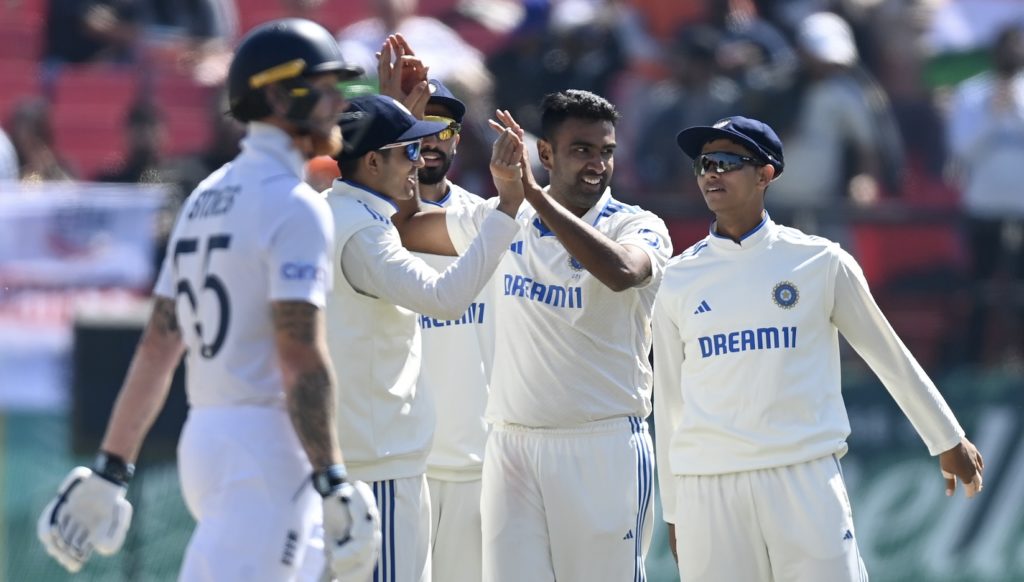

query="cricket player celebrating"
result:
[325,93,524,581]
[397,90,672,582]
[653,116,986,581]
[37,19,381,581]
[400,79,495,582]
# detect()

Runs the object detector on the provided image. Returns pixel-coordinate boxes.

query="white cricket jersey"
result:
[153,122,334,409]
[416,184,494,481]
[446,188,672,428]
[324,179,517,482]
[652,215,964,516]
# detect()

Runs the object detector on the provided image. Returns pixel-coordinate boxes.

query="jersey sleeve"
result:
[445,196,500,254]
[614,211,673,288]
[342,209,518,319]
[829,247,964,455]
[266,191,335,308]
[652,292,685,524]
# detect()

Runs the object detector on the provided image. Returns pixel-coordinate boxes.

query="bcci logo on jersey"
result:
[772,281,799,309]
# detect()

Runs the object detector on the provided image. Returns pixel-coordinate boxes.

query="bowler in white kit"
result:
[398,90,672,582]
[653,115,986,581]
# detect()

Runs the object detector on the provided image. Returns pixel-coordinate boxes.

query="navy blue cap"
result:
[338,94,449,160]
[676,116,785,176]
[426,79,466,122]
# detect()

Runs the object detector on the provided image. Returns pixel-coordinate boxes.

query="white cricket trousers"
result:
[670,455,869,582]
[370,475,432,582]
[176,406,324,582]
[482,417,654,582]
[428,477,482,582]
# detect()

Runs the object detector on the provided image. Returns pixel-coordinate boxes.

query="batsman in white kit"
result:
[398,90,672,581]
[653,116,986,581]
[324,92,524,582]
[36,19,382,581]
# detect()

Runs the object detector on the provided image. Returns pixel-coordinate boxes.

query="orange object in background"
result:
[306,155,341,191]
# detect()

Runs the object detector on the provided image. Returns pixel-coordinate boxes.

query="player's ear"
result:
[264,84,291,117]
[758,163,776,187]
[537,139,553,171]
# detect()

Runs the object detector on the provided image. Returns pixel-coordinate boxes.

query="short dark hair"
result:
[539,90,619,141]
[337,155,361,179]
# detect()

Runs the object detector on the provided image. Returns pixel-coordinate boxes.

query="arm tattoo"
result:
[286,367,337,469]
[272,300,338,469]
[150,297,181,338]
[272,301,316,344]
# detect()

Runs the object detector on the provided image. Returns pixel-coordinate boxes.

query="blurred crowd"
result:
[2,0,1023,371]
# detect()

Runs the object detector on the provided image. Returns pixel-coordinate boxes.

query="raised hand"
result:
[376,34,429,118]
[492,109,541,193]
[488,112,525,216]
[939,437,985,498]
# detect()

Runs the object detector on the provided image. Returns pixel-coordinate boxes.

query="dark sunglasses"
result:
[424,115,462,141]
[380,140,422,162]
[693,152,762,176]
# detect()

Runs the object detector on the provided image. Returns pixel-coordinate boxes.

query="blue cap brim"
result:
[428,96,466,122]
[676,127,762,160]
[394,119,450,144]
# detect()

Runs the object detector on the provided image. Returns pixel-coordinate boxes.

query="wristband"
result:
[93,451,135,487]
[312,464,348,496]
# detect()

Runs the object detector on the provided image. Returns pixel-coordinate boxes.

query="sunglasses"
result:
[380,140,422,162]
[424,115,462,141]
[693,152,762,176]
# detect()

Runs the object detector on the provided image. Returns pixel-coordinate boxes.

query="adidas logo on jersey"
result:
[693,300,712,315]
[510,241,524,255]
[622,530,634,540]
[843,530,854,541]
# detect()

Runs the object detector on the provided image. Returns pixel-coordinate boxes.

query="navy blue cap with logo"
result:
[426,79,466,123]
[676,116,785,176]
[338,94,450,160]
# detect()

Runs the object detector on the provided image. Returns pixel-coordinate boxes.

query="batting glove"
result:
[314,465,381,581]
[37,454,134,573]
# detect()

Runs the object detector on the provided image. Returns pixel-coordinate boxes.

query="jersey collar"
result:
[241,122,306,178]
[532,187,612,237]
[707,212,774,252]
[330,179,399,217]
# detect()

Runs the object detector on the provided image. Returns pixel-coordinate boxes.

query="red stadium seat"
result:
[0,58,43,122]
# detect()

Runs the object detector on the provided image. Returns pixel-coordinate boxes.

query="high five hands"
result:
[488,110,525,217]
[488,109,541,196]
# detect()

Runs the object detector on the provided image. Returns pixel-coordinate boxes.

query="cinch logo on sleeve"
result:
[281,262,326,281]
[698,326,798,358]
[503,274,583,309]
[419,302,486,329]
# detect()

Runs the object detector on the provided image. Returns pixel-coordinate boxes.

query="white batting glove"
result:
[315,466,381,582]
[37,465,133,573]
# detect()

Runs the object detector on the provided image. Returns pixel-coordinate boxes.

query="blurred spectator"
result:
[8,98,75,182]
[337,0,491,91]
[868,1,949,196]
[43,0,141,75]
[770,12,901,223]
[96,100,168,184]
[702,0,797,123]
[945,23,1024,367]
[488,0,623,134]
[628,25,740,197]
[0,127,18,181]
[140,0,238,85]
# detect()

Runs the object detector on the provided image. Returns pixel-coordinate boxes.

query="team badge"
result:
[568,256,584,271]
[772,281,799,309]
[638,228,661,249]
